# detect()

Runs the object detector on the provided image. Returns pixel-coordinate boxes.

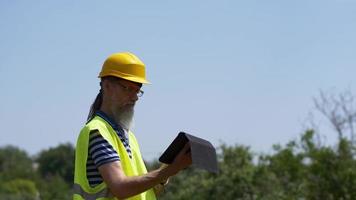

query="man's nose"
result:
[130,93,139,102]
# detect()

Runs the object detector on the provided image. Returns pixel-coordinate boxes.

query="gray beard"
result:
[112,105,135,130]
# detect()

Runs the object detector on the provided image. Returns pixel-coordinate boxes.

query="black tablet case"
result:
[159,132,218,173]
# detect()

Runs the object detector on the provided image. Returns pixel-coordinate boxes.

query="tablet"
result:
[159,132,218,173]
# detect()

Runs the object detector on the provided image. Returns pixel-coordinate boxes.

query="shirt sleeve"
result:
[88,130,120,168]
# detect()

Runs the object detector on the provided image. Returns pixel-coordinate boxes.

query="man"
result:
[74,52,192,200]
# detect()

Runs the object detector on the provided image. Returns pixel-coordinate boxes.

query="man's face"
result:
[106,78,142,129]
[110,79,140,109]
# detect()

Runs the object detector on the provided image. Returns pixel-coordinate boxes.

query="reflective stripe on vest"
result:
[73,183,114,200]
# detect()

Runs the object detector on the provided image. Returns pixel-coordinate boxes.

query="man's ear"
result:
[101,80,114,95]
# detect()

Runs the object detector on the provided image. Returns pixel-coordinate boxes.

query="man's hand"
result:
[165,143,192,176]
[154,144,192,196]
[98,143,192,199]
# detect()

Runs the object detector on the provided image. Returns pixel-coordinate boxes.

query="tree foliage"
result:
[0,145,34,181]
[36,175,71,200]
[36,143,75,185]
[0,144,74,200]
[1,132,355,199]
[0,179,39,200]
[159,130,356,200]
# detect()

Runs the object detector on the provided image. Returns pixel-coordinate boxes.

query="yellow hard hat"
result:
[99,52,150,84]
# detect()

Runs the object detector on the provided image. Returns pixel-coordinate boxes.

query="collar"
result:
[95,110,120,131]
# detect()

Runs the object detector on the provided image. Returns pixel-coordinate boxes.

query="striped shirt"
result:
[86,111,132,187]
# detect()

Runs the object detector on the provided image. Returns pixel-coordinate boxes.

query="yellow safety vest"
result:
[73,116,157,200]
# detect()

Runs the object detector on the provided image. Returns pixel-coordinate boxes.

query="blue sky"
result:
[1,0,355,160]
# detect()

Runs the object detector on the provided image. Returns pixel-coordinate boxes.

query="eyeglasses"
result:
[115,81,144,97]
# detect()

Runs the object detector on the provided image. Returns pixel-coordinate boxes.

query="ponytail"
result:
[87,88,103,122]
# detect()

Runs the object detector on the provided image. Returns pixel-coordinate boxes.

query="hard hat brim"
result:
[99,71,151,84]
